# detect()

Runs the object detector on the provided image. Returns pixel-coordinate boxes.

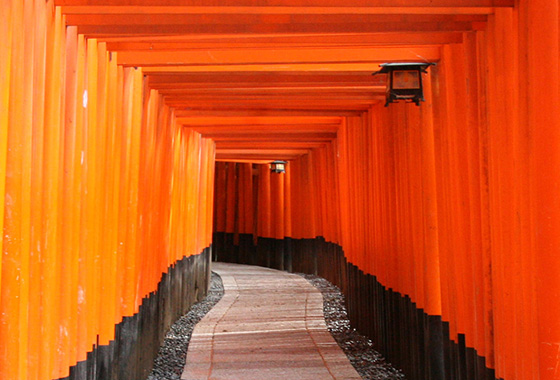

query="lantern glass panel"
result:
[392,70,420,89]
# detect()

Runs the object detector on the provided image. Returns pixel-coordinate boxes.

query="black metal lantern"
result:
[373,62,435,106]
[270,160,287,173]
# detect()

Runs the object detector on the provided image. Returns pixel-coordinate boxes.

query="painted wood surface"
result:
[1,1,559,379]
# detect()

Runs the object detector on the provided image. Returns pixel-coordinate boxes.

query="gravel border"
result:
[297,273,406,380]
[147,272,224,380]
[148,269,405,380]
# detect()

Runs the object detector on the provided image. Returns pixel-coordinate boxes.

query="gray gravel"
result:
[298,273,406,380]
[147,272,224,380]
[148,269,405,380]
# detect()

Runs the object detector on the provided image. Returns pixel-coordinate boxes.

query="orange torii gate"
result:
[1,1,559,380]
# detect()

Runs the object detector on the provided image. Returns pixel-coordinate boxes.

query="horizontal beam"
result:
[147,72,386,87]
[166,93,382,101]
[76,21,482,36]
[142,62,433,73]
[104,32,464,51]
[215,159,273,164]
[160,89,385,101]
[117,46,440,66]
[185,126,340,135]
[216,148,313,157]
[160,91,385,105]
[66,13,487,26]
[187,124,338,131]
[60,6,500,15]
[174,109,365,117]
[55,0,514,8]
[216,142,329,149]
[216,152,309,160]
[176,116,342,125]
[168,103,379,111]
[211,135,336,144]
[152,85,386,93]
[168,101,376,110]
[218,147,321,155]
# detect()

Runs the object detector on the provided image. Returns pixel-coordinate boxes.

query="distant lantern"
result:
[270,160,287,173]
[373,62,435,107]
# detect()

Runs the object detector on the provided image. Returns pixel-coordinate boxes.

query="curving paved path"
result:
[182,262,361,380]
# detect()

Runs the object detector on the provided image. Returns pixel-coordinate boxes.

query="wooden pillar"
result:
[526,1,560,379]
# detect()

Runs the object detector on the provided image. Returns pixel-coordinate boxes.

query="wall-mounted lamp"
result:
[373,62,435,107]
[270,160,287,173]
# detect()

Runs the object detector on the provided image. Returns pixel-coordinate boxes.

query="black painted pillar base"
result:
[211,233,502,380]
[58,248,211,380]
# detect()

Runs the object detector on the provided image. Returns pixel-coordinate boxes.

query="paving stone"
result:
[149,264,405,380]
[182,263,362,380]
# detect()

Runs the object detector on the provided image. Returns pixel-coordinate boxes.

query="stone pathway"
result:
[182,262,362,380]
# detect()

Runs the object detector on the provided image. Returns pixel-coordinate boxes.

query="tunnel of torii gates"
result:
[1,1,560,380]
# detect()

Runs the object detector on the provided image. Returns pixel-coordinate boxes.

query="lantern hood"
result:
[373,62,436,75]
